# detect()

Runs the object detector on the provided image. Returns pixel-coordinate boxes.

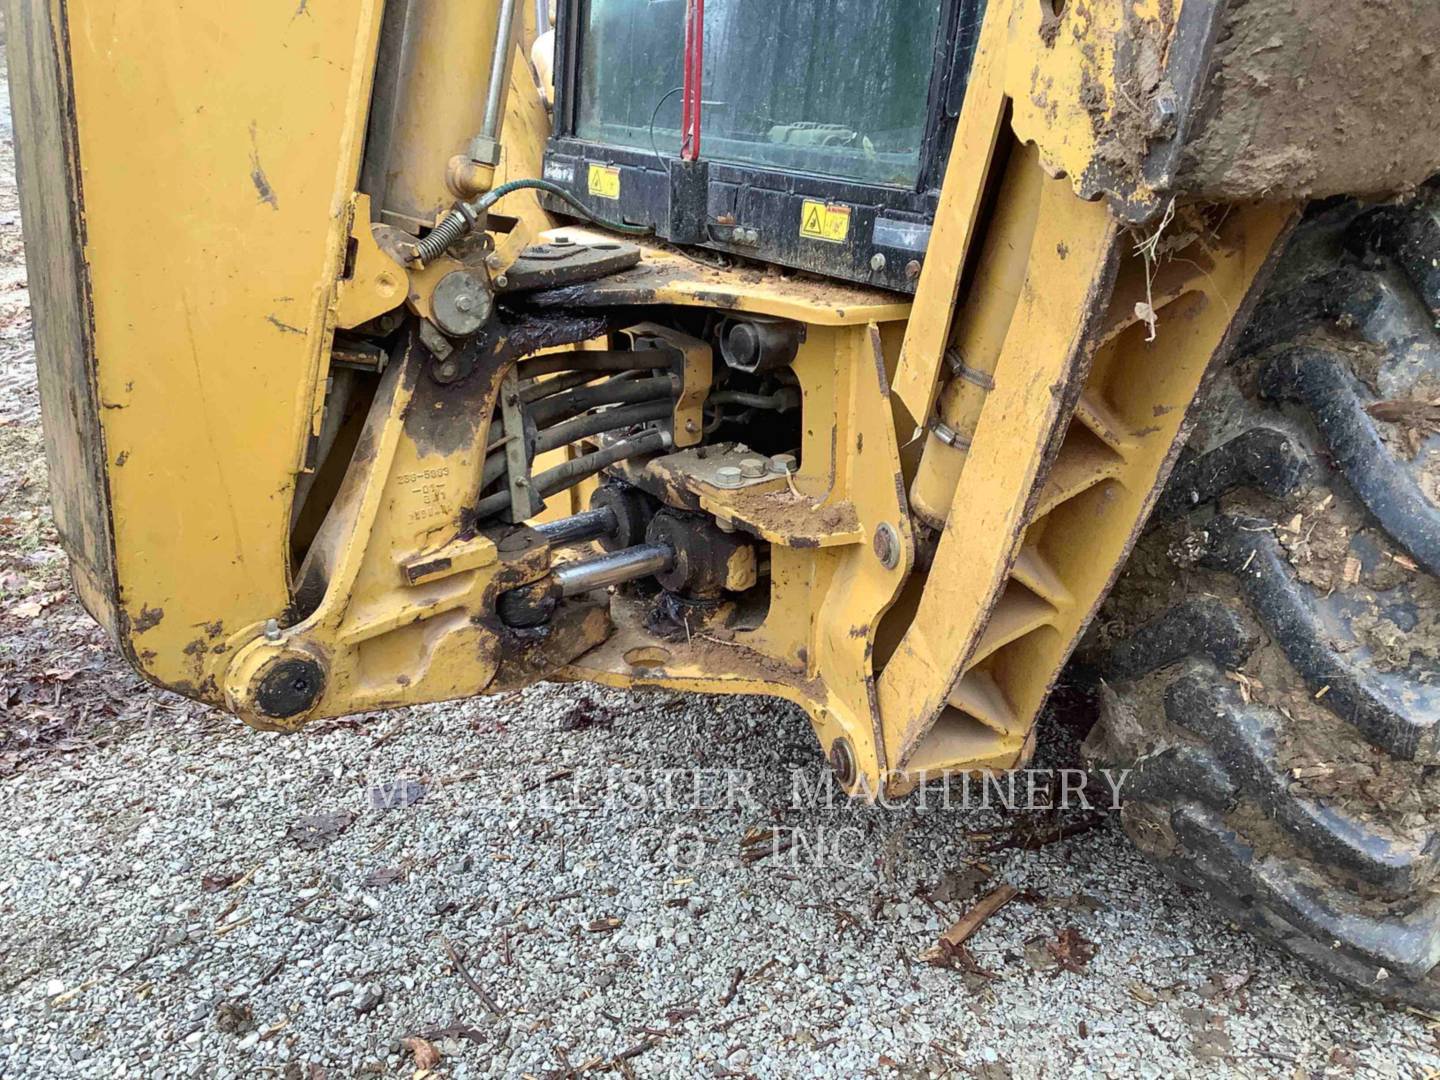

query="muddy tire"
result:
[1084,192,1440,1005]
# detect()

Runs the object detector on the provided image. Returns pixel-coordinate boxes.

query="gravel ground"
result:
[1,39,1438,1080]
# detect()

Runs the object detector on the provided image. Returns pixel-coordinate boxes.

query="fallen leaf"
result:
[1046,927,1097,973]
[368,778,426,810]
[363,866,404,889]
[402,1037,441,1070]
[286,810,356,851]
[929,866,990,905]
[201,871,242,893]
[1128,982,1158,1005]
[1197,969,1252,1000]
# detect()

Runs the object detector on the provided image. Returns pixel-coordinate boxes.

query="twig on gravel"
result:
[256,930,305,988]
[986,813,1106,852]
[443,937,503,1015]
[718,966,744,1006]
[116,932,164,977]
[921,884,1018,964]
[612,1037,659,1064]
[708,1011,753,1034]
[214,914,253,937]
[404,1023,489,1044]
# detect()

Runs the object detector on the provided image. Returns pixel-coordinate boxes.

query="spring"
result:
[412,208,471,265]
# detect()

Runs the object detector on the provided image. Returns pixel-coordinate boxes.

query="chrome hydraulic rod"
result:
[551,543,673,597]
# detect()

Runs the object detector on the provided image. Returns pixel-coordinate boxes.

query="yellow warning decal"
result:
[799,200,851,243]
[587,163,621,200]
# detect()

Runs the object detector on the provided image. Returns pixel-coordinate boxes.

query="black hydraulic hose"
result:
[529,375,673,427]
[482,385,673,486]
[709,389,799,411]
[474,429,671,520]
[534,400,674,455]
[517,350,664,380]
[519,369,606,404]
[483,403,670,488]
[535,429,670,497]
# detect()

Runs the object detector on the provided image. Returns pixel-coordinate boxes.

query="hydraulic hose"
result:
[534,400,674,455]
[482,377,675,490]
[528,375,673,427]
[413,178,652,265]
[519,369,606,404]
[474,428,671,520]
[517,350,664,380]
[708,388,800,411]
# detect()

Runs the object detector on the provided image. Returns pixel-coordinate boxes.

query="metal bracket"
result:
[621,322,712,449]
[495,236,642,293]
[498,369,543,522]
[333,194,409,330]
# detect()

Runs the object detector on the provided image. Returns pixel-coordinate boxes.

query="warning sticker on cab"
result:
[587,163,621,200]
[799,200,851,243]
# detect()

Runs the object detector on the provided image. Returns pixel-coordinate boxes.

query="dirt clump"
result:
[1177,0,1440,201]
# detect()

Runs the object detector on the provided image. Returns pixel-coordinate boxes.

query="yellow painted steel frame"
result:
[23,0,1293,793]
[29,0,388,701]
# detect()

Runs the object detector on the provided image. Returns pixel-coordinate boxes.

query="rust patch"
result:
[131,605,164,633]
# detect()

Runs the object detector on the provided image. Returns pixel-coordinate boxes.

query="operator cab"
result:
[541,0,984,292]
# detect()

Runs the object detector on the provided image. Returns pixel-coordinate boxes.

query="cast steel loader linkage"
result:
[11,0,1440,1003]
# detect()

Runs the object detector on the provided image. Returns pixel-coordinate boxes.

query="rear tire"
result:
[1085,192,1440,1005]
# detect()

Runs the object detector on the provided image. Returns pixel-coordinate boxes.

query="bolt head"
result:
[870,253,887,272]
[768,453,797,475]
[873,522,901,569]
[739,457,767,480]
[715,465,744,489]
[454,295,474,313]
[906,259,922,280]
[495,275,509,289]
[438,361,457,379]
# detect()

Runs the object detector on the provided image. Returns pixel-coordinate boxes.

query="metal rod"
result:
[482,0,520,141]
[552,543,673,597]
[533,505,617,546]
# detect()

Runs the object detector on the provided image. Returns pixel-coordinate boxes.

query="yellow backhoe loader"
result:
[9,0,1440,1004]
